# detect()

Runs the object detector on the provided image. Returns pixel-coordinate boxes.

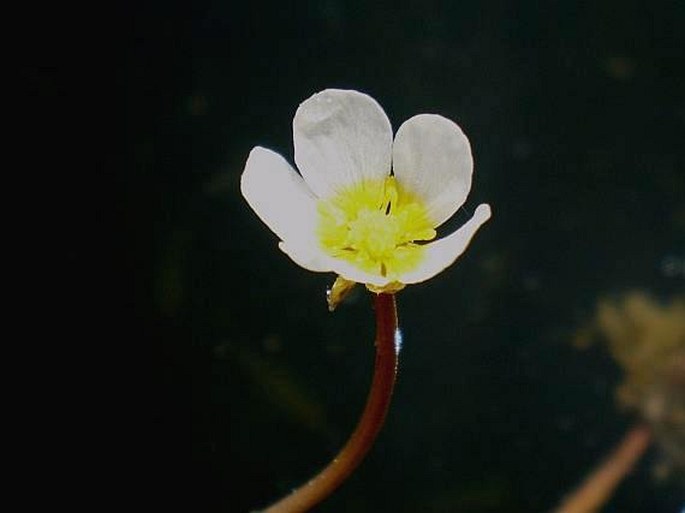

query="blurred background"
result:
[111,1,685,511]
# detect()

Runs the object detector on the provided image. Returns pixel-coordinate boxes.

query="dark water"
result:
[118,1,684,511]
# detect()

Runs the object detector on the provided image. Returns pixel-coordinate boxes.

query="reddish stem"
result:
[259,293,399,513]
[552,424,652,513]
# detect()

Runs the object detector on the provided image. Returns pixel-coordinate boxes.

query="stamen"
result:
[317,176,436,281]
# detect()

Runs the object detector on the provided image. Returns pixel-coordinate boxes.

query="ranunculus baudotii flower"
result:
[241,89,491,294]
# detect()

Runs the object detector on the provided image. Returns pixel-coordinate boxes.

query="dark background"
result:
[104,1,685,511]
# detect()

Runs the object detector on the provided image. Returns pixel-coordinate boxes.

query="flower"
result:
[241,89,491,295]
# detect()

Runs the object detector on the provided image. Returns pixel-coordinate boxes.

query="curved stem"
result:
[552,424,652,513]
[259,293,399,513]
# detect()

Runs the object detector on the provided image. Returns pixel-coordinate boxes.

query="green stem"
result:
[259,293,399,513]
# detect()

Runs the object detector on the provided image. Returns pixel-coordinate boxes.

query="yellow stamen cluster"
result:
[317,176,436,282]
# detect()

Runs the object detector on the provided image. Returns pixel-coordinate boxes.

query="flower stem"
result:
[259,293,399,513]
[551,424,652,513]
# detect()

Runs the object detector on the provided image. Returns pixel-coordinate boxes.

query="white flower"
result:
[241,89,491,294]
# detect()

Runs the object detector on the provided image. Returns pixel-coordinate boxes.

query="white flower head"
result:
[241,89,491,294]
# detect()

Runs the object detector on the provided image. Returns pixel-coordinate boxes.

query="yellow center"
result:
[317,176,436,281]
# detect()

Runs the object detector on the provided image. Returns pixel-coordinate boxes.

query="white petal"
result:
[293,89,393,199]
[328,258,394,288]
[281,239,395,286]
[240,146,319,250]
[398,204,491,284]
[392,114,474,227]
[278,241,332,273]
[280,242,394,287]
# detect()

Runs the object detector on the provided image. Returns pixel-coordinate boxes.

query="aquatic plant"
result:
[555,292,685,512]
[241,89,491,512]
[594,293,685,483]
